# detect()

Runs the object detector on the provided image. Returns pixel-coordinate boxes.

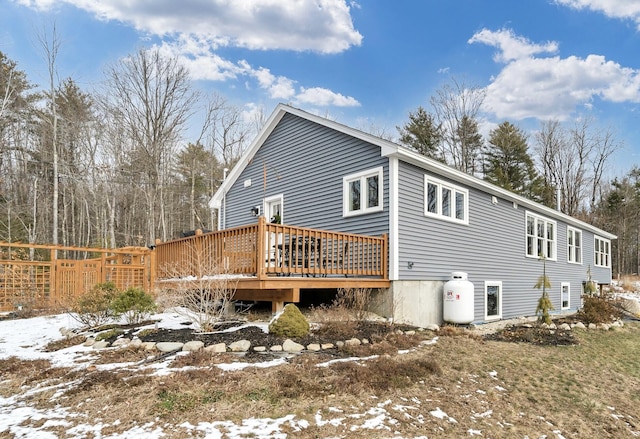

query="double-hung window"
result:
[526,212,556,260]
[343,167,383,217]
[567,227,582,264]
[424,176,468,224]
[594,236,611,268]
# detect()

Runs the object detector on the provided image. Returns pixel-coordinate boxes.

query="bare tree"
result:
[102,48,197,243]
[535,117,621,217]
[430,77,486,174]
[158,240,238,331]
[36,25,61,245]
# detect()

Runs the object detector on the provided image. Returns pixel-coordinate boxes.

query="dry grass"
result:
[3,323,640,437]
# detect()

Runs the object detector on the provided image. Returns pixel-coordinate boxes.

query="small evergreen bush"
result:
[534,255,554,325]
[110,287,157,325]
[268,304,310,338]
[71,282,120,328]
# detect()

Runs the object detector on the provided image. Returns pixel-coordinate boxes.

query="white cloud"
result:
[17,0,363,54]
[555,0,640,29]
[295,87,360,107]
[252,68,296,100]
[157,38,359,107]
[468,28,558,63]
[470,28,640,120]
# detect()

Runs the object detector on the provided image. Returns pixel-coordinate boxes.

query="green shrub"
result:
[71,282,120,328]
[95,328,123,342]
[110,287,157,325]
[268,304,310,338]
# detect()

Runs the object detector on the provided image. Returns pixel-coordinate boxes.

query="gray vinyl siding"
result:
[224,113,389,237]
[396,160,612,322]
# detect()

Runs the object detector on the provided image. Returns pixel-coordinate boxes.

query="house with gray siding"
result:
[210,104,615,327]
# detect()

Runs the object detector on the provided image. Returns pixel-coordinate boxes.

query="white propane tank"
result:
[443,271,474,324]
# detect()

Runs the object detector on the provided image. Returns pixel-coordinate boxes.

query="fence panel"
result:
[0,243,151,312]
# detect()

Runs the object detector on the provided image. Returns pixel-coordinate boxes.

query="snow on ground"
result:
[1,289,640,438]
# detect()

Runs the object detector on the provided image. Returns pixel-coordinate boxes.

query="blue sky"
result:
[2,0,640,174]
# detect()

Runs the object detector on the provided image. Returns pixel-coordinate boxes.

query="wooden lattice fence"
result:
[0,243,154,313]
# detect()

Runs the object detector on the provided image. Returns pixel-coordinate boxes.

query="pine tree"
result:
[484,121,545,202]
[397,106,444,162]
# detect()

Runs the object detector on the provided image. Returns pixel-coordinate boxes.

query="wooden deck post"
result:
[256,216,266,280]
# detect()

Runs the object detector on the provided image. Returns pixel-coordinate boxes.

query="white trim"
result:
[342,166,384,217]
[389,157,399,281]
[525,211,557,261]
[561,282,570,310]
[594,235,611,268]
[423,175,469,225]
[263,194,284,224]
[567,227,583,265]
[484,280,502,320]
[209,104,615,241]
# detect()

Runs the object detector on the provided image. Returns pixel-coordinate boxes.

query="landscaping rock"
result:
[129,338,142,348]
[270,345,283,352]
[183,340,204,352]
[336,341,344,348]
[321,343,334,350]
[229,340,251,352]
[282,339,304,353]
[345,338,361,347]
[425,324,440,332]
[112,338,131,347]
[156,342,184,352]
[253,346,266,352]
[572,322,586,329]
[203,342,226,353]
[92,341,110,349]
[620,298,640,315]
[83,338,95,347]
[142,342,156,350]
[306,343,321,352]
[588,323,597,330]
[558,323,571,331]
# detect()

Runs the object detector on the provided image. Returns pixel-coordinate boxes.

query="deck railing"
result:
[155,217,388,280]
[0,243,153,312]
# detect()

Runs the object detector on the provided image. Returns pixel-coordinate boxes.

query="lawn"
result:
[1,311,639,438]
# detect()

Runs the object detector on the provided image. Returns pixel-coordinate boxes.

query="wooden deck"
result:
[154,217,390,311]
[0,218,388,313]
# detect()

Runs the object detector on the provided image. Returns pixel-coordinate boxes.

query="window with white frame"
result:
[526,212,556,260]
[343,167,383,217]
[485,281,502,320]
[424,176,468,224]
[594,236,611,268]
[567,227,582,264]
[561,282,570,310]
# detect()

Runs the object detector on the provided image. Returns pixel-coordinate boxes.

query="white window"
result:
[594,236,611,268]
[343,167,384,217]
[485,281,502,320]
[424,176,468,224]
[561,282,570,310]
[526,212,556,260]
[567,227,582,264]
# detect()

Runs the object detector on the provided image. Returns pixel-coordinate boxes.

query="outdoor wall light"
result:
[250,206,260,217]
[407,261,414,269]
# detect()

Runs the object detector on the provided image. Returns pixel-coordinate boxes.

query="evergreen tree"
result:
[454,115,483,175]
[484,121,545,202]
[397,106,444,162]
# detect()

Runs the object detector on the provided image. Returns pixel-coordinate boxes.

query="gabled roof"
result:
[210,103,616,240]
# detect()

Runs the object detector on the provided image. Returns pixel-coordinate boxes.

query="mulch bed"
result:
[134,320,414,348]
[484,324,577,346]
